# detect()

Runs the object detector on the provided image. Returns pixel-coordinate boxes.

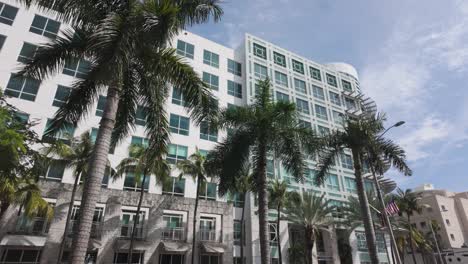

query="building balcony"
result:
[15,216,50,236]
[161,227,186,241]
[198,230,220,242]
[68,220,102,239]
[120,222,145,240]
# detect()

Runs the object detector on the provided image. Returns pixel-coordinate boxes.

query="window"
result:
[0,2,18,25]
[441,205,446,211]
[310,66,321,81]
[267,159,275,178]
[91,128,115,155]
[233,258,245,264]
[228,59,242,76]
[160,254,185,264]
[292,59,304,74]
[4,74,40,101]
[63,58,91,78]
[52,85,72,107]
[274,71,288,87]
[131,136,149,148]
[329,91,341,106]
[315,104,328,120]
[446,219,450,226]
[269,222,278,244]
[254,63,268,79]
[296,98,310,114]
[42,160,66,181]
[172,87,186,106]
[202,72,219,90]
[344,98,356,111]
[234,220,243,244]
[169,114,190,136]
[162,177,185,196]
[341,153,353,170]
[364,180,374,192]
[200,255,220,264]
[120,210,145,239]
[318,125,329,136]
[200,121,218,142]
[0,248,41,263]
[326,73,337,87]
[450,234,455,241]
[135,106,148,126]
[228,192,245,208]
[273,52,286,67]
[342,80,352,92]
[43,119,75,143]
[167,144,188,164]
[203,50,219,68]
[29,14,61,39]
[344,177,357,193]
[253,43,267,59]
[176,40,194,59]
[326,174,340,191]
[113,252,144,264]
[332,111,344,125]
[95,95,106,116]
[198,149,209,157]
[71,206,104,223]
[123,171,150,192]
[17,42,38,63]
[298,119,312,129]
[312,85,325,100]
[163,214,183,229]
[14,112,29,124]
[199,181,217,200]
[228,80,242,98]
[294,78,307,94]
[276,91,289,102]
[61,251,97,264]
[0,34,5,50]
[304,168,316,185]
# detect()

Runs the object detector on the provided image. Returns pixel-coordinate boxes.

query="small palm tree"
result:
[394,219,431,261]
[285,192,335,264]
[339,192,382,235]
[114,143,169,264]
[177,149,209,264]
[206,78,317,264]
[315,113,412,264]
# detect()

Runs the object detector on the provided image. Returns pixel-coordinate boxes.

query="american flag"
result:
[385,199,400,216]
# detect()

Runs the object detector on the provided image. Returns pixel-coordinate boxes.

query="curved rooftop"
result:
[325,62,359,81]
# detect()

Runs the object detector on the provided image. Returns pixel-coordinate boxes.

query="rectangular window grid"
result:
[344,177,357,193]
[135,106,148,126]
[326,73,337,87]
[341,153,353,169]
[167,144,188,164]
[228,80,242,98]
[169,114,190,136]
[318,125,329,136]
[42,160,66,181]
[96,95,106,116]
[123,171,150,192]
[0,248,41,263]
[162,177,185,196]
[310,66,321,81]
[294,78,307,94]
[203,50,219,68]
[172,87,186,106]
[53,85,72,107]
[228,59,242,76]
[0,2,18,25]
[296,98,310,114]
[275,91,289,102]
[202,72,219,90]
[342,80,352,92]
[43,119,75,143]
[5,74,40,101]
[274,71,288,87]
[345,97,356,111]
[326,174,340,192]
[292,59,304,74]
[315,104,328,120]
[332,111,344,125]
[273,52,286,67]
[254,63,268,79]
[199,181,217,200]
[131,136,148,148]
[63,58,91,78]
[29,14,61,39]
[312,85,325,100]
[234,220,243,245]
[176,40,194,59]
[17,42,38,63]
[329,91,341,106]
[253,43,267,59]
[200,121,218,142]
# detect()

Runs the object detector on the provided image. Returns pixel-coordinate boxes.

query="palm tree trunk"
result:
[408,215,418,264]
[256,142,271,264]
[277,204,283,264]
[70,86,120,264]
[240,192,246,264]
[305,228,314,264]
[191,176,202,264]
[352,149,379,264]
[127,170,148,264]
[57,172,81,264]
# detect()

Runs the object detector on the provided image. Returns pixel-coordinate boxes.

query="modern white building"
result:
[0,1,395,263]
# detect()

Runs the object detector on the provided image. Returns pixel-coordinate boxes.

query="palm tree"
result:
[177,149,210,264]
[285,192,335,264]
[17,1,222,262]
[114,143,170,264]
[206,79,317,264]
[395,188,423,264]
[315,113,412,264]
[394,219,430,263]
[339,192,383,235]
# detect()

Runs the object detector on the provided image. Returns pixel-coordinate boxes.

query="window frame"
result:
[203,50,219,68]
[52,85,72,107]
[326,73,338,87]
[169,114,190,136]
[227,59,242,76]
[29,14,61,39]
[0,2,19,26]
[274,71,288,87]
[294,78,307,94]
[202,72,219,90]
[227,80,242,98]
[4,74,41,101]
[312,85,325,100]
[254,63,268,79]
[253,43,267,59]
[314,104,328,120]
[273,52,286,67]
[176,40,194,59]
[292,59,304,74]
[296,98,310,115]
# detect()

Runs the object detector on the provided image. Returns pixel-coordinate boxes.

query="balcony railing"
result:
[68,220,102,239]
[16,217,50,236]
[120,222,145,240]
[161,227,186,241]
[198,230,219,242]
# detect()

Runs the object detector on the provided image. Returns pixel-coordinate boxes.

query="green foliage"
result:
[338,191,383,235]
[285,192,335,231]
[394,188,423,217]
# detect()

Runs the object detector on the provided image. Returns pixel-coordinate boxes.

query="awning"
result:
[201,243,225,254]
[160,241,190,252]
[0,235,46,247]
[114,240,151,250]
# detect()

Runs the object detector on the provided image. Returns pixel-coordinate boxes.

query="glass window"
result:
[317,125,329,136]
[342,80,352,92]
[96,95,106,116]
[304,168,316,186]
[42,119,75,143]
[63,58,91,78]
[113,252,144,264]
[273,52,286,67]
[294,78,307,94]
[90,128,115,155]
[0,34,5,50]
[131,136,148,147]
[326,174,340,191]
[29,14,61,39]
[329,91,341,106]
[202,72,219,90]
[14,112,29,124]
[332,111,344,125]
[228,59,242,76]
[292,59,304,74]
[162,177,185,196]
[228,192,245,208]
[1,248,41,263]
[200,121,218,142]
[364,180,374,192]
[345,97,356,111]
[171,87,186,106]
[52,85,72,107]
[254,63,268,79]
[341,153,353,170]
[298,119,312,129]
[315,104,328,120]
[199,181,217,200]
[203,50,219,68]
[43,160,66,181]
[17,42,38,63]
[312,85,325,100]
[167,144,188,164]
[269,222,278,243]
[253,43,267,59]
[274,71,288,87]
[275,91,289,102]
[169,114,190,136]
[0,2,19,25]
[326,73,337,87]
[310,66,321,81]
[234,220,243,244]
[267,159,275,178]
[135,106,148,126]
[344,177,357,193]
[4,74,40,101]
[176,40,194,59]
[296,98,310,114]
[227,80,242,98]
[123,171,150,192]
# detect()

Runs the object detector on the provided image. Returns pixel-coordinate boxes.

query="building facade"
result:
[0,1,393,263]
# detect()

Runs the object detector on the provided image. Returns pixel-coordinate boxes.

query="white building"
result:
[0,1,395,263]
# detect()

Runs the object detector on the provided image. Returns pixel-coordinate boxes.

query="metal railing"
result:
[68,220,102,239]
[120,222,145,239]
[198,229,218,242]
[161,227,186,241]
[16,217,50,235]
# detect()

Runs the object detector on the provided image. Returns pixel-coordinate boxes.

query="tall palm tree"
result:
[285,192,335,264]
[177,149,209,264]
[394,219,430,262]
[395,188,423,264]
[18,1,222,262]
[206,79,317,264]
[315,113,412,264]
[339,192,383,235]
[114,143,170,264]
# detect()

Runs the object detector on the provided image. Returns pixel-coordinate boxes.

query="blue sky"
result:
[191,0,468,192]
